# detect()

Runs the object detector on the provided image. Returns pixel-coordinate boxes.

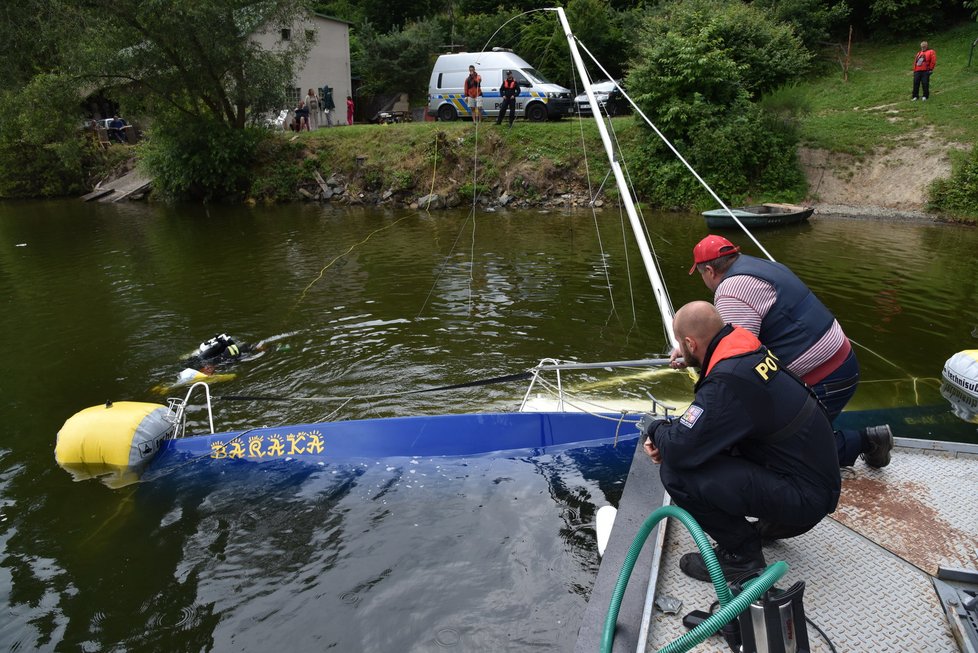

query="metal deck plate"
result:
[647,446,976,652]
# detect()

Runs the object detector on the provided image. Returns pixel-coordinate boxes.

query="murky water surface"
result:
[1,200,976,651]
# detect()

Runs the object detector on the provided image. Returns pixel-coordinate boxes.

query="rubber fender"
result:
[55,401,174,469]
[941,350,978,423]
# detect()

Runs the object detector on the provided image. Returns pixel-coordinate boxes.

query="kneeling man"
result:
[644,301,841,581]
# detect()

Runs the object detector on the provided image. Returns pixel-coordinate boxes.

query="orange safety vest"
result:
[703,326,764,377]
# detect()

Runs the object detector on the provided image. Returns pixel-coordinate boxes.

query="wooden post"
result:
[844,25,853,82]
[312,170,330,195]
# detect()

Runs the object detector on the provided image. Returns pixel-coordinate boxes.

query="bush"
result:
[247,136,307,202]
[0,75,96,198]
[625,0,810,209]
[140,116,266,201]
[631,103,806,209]
[929,147,978,220]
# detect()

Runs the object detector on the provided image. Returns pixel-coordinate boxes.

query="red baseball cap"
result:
[689,235,740,274]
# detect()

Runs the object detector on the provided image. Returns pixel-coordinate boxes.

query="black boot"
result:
[679,545,766,582]
[861,424,893,468]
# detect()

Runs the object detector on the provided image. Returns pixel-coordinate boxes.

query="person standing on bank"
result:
[321,85,335,127]
[679,235,894,469]
[304,88,320,130]
[645,302,841,581]
[464,64,483,122]
[346,95,354,125]
[911,41,937,101]
[496,70,521,128]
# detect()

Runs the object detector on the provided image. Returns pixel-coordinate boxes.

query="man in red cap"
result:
[679,235,893,475]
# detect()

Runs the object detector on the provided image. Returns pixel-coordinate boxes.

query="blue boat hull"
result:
[155,411,638,467]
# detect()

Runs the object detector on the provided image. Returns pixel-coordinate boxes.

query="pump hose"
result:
[600,505,789,653]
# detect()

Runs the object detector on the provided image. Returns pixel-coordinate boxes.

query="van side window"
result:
[512,71,531,87]
[437,73,443,89]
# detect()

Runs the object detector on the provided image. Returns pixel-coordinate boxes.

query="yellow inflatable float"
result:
[55,401,175,485]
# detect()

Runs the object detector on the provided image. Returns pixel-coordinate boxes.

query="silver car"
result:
[574,80,629,116]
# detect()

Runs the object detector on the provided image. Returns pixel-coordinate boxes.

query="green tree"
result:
[0,75,99,198]
[626,0,811,207]
[71,0,313,129]
[751,0,850,52]
[511,0,631,87]
[845,0,969,38]
[353,17,446,99]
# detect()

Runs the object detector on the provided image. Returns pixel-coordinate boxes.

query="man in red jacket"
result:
[464,65,483,122]
[912,41,936,101]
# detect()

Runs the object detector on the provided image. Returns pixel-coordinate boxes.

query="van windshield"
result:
[522,68,553,84]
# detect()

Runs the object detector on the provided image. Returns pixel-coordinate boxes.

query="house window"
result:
[305,29,314,41]
[285,87,301,107]
[281,28,291,41]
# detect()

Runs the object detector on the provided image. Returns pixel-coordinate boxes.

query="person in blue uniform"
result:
[644,301,841,581]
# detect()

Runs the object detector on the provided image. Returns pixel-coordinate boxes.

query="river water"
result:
[1,200,976,651]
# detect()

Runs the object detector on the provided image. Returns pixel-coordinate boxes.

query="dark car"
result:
[574,80,630,117]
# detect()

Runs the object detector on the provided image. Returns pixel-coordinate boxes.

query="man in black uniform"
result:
[644,302,841,581]
[496,70,521,128]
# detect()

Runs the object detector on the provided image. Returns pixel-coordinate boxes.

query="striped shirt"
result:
[714,275,848,379]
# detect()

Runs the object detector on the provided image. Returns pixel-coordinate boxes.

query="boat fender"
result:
[55,401,175,474]
[941,350,978,423]
[596,505,617,558]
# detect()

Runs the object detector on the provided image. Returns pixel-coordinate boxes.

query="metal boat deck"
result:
[646,440,978,652]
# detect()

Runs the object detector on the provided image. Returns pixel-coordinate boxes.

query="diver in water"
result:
[153,332,293,394]
[189,333,254,367]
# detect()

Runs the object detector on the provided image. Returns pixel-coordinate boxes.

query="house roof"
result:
[311,12,352,26]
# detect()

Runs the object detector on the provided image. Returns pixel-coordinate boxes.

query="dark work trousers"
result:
[496,97,516,125]
[660,456,829,557]
[912,70,932,99]
[810,348,862,466]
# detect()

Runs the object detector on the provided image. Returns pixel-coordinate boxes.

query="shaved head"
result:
[673,301,725,369]
[674,301,724,341]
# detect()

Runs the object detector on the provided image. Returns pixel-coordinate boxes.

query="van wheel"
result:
[526,103,548,122]
[437,104,458,121]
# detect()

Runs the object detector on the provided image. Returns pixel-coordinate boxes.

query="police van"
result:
[427,50,574,122]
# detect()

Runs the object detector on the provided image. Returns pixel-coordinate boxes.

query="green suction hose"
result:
[599,505,789,653]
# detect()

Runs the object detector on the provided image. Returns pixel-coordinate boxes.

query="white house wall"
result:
[252,14,351,112]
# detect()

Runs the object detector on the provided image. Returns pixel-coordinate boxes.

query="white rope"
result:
[568,57,619,319]
[573,37,776,263]
[528,375,644,422]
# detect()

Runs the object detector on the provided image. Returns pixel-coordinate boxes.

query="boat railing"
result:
[520,356,675,414]
[164,381,216,438]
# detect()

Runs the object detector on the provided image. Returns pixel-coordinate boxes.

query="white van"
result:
[427,50,574,122]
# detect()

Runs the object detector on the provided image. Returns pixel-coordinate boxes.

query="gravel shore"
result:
[813,203,940,223]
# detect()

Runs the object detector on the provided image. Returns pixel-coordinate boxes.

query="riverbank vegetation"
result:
[0,0,975,219]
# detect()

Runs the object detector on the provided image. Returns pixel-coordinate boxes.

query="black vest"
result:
[725,255,836,364]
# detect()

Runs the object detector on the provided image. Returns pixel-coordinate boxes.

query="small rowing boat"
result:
[702,202,814,229]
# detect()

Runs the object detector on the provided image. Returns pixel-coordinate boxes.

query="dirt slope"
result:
[798,128,965,218]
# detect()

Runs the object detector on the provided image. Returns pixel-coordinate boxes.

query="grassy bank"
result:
[770,23,978,154]
[250,119,628,207]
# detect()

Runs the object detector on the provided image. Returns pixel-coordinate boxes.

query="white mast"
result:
[551,7,678,350]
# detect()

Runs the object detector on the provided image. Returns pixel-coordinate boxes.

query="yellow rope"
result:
[289,215,413,316]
